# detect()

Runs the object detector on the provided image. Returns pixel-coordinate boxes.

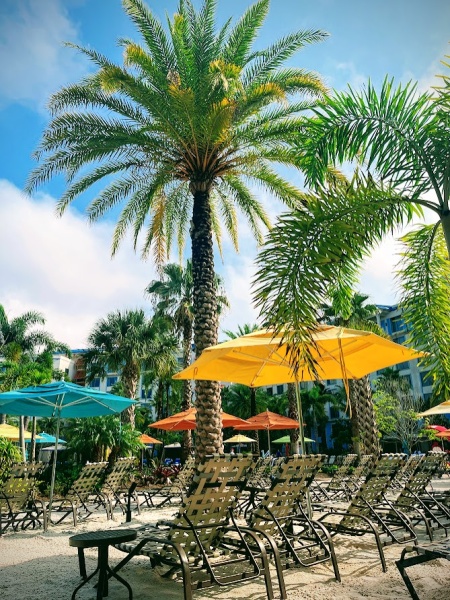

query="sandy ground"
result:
[1,482,449,600]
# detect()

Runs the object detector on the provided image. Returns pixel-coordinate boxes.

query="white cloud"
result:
[0,0,88,109]
[0,180,159,348]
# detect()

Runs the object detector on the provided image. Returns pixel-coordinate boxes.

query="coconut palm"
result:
[257,65,450,402]
[27,0,327,458]
[84,309,178,427]
[146,260,228,456]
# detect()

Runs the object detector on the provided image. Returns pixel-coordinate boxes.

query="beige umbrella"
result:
[418,400,450,417]
[224,434,257,444]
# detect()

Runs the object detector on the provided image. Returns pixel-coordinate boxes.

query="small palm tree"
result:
[27,0,328,459]
[84,309,177,426]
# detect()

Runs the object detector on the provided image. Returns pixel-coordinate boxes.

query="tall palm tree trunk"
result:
[121,364,139,428]
[182,319,193,460]
[288,383,299,454]
[191,189,222,460]
[349,376,380,456]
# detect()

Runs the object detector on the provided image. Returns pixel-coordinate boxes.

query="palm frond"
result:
[398,223,450,402]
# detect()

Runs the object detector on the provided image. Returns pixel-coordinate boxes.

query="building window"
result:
[266,387,273,397]
[276,385,284,395]
[107,376,118,387]
[329,406,340,420]
[397,361,410,371]
[395,335,406,344]
[91,378,100,388]
[391,317,406,333]
[420,371,433,388]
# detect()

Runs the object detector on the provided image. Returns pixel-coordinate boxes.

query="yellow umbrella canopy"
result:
[0,423,33,440]
[173,325,424,387]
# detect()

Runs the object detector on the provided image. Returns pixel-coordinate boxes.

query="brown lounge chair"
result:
[315,453,417,571]
[242,454,341,595]
[0,462,47,534]
[110,454,276,600]
[396,539,450,600]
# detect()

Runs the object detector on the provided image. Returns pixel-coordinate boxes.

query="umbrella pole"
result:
[294,380,306,455]
[48,412,61,520]
[267,429,271,456]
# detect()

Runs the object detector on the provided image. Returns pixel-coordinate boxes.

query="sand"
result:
[0,487,449,600]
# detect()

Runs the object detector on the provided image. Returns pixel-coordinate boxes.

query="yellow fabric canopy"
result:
[418,399,450,417]
[0,423,33,440]
[173,325,424,387]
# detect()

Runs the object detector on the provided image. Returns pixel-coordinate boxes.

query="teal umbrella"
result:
[35,432,66,444]
[0,382,136,511]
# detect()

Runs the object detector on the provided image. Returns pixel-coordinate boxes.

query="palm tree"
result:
[146,260,228,457]
[84,309,178,427]
[27,0,327,459]
[257,66,450,402]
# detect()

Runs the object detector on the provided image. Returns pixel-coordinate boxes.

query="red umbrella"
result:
[149,407,249,431]
[426,425,448,433]
[234,409,299,449]
[139,434,162,444]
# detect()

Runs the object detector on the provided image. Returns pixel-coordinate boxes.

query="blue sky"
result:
[0,0,448,347]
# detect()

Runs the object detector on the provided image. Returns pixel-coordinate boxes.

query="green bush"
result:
[0,436,22,482]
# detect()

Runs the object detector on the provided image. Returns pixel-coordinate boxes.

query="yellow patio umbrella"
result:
[0,423,33,441]
[173,325,425,452]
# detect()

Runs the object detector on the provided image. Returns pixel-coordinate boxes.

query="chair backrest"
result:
[174,454,197,489]
[67,462,108,503]
[249,455,325,538]
[348,454,375,484]
[101,457,137,495]
[0,462,45,511]
[341,454,406,527]
[164,454,255,557]
[328,453,358,490]
[395,453,446,509]
[390,454,424,489]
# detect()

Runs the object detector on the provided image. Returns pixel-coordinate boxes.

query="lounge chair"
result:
[0,462,47,534]
[243,454,340,595]
[315,454,417,571]
[49,461,109,526]
[384,453,450,540]
[140,455,196,508]
[396,539,450,600]
[100,457,140,519]
[310,453,358,502]
[110,454,276,600]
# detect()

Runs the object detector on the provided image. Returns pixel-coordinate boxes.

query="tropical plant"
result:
[221,383,268,419]
[27,0,328,458]
[255,63,450,405]
[146,260,228,457]
[83,309,178,426]
[374,373,424,454]
[64,416,142,464]
[300,384,338,452]
[0,437,22,482]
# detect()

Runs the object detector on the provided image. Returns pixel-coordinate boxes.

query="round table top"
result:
[69,529,137,549]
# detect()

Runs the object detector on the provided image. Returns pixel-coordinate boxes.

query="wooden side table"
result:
[69,529,137,600]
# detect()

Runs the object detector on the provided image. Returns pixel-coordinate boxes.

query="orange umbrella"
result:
[435,429,450,439]
[149,407,249,431]
[234,409,299,449]
[139,433,162,444]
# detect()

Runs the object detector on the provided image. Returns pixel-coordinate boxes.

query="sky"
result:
[0,0,449,349]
